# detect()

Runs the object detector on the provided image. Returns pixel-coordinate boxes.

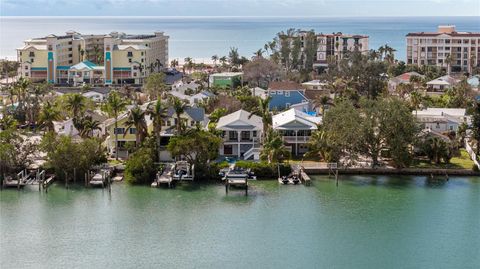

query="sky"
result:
[1,0,479,17]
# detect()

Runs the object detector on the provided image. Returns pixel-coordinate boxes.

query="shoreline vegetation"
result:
[1,26,480,189]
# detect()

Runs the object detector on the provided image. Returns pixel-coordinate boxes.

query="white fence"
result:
[465,139,480,169]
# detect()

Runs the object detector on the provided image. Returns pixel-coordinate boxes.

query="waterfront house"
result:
[426,75,460,94]
[216,109,262,160]
[272,108,321,156]
[105,103,206,160]
[267,81,309,111]
[387,71,425,94]
[209,72,243,89]
[414,108,467,133]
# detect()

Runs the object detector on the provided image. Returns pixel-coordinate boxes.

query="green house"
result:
[209,72,243,89]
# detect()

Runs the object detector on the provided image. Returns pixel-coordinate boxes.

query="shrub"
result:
[124,147,156,185]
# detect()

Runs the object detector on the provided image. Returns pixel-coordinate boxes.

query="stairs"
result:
[243,147,261,160]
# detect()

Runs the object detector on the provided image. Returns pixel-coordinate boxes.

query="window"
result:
[68,48,72,51]
[29,51,35,57]
[128,58,132,63]
[141,52,144,56]
[141,59,144,63]
[285,91,290,97]
[68,54,72,57]
[435,122,440,129]
[127,51,133,57]
[31,59,34,63]
[129,128,136,134]
[25,66,29,70]
[252,131,257,137]
[277,91,283,95]
[114,128,125,134]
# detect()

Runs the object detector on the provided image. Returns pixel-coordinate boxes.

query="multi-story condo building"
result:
[312,32,369,68]
[406,25,480,73]
[17,31,169,85]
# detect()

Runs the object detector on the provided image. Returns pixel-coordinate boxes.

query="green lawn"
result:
[411,150,475,170]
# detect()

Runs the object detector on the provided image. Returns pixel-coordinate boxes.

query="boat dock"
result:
[222,164,255,195]
[87,168,112,188]
[2,169,55,192]
[278,165,311,186]
[151,161,195,188]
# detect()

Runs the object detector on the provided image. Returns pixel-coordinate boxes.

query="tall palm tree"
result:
[219,56,228,69]
[169,96,189,135]
[184,57,193,73]
[170,59,179,69]
[211,55,218,67]
[410,90,423,115]
[38,101,60,132]
[254,49,263,59]
[249,96,272,141]
[228,47,240,69]
[124,106,148,147]
[314,95,332,116]
[260,129,290,163]
[76,115,100,138]
[65,93,86,121]
[103,91,127,160]
[147,99,168,161]
[445,53,452,75]
[378,45,386,61]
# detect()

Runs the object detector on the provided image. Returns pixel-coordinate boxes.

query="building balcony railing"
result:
[223,137,259,143]
[282,136,311,143]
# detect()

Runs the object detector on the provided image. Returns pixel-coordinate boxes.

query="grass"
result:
[411,150,475,170]
[108,159,124,165]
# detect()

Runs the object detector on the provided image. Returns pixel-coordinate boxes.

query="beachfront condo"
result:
[17,31,169,85]
[406,25,480,73]
[310,32,369,69]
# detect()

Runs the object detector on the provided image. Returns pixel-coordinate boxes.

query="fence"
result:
[465,139,480,169]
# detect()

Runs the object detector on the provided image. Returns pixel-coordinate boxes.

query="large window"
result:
[127,51,133,57]
[114,128,125,134]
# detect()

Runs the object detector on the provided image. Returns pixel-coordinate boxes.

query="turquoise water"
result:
[1,175,479,269]
[1,16,479,61]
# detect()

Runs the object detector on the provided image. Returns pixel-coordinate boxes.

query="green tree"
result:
[103,91,127,160]
[38,101,61,132]
[144,72,167,100]
[124,106,148,147]
[305,126,339,162]
[260,129,290,163]
[249,96,272,140]
[169,96,189,135]
[124,145,156,185]
[65,93,86,121]
[147,99,168,161]
[472,101,480,155]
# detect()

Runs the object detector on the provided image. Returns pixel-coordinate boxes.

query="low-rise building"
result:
[209,72,243,89]
[388,71,425,93]
[414,108,467,133]
[273,108,321,156]
[82,88,110,102]
[426,75,460,94]
[268,81,309,111]
[216,109,262,160]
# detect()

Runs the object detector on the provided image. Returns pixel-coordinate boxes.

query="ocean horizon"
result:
[1,16,478,62]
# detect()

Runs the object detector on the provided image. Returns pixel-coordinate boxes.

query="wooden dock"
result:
[152,163,174,188]
[1,170,55,192]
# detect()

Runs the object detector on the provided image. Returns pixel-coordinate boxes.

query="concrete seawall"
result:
[303,168,480,176]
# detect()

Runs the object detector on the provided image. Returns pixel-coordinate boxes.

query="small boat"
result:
[281,176,289,184]
[292,175,300,185]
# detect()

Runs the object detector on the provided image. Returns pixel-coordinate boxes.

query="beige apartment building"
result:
[406,25,480,73]
[17,31,169,85]
[313,32,369,68]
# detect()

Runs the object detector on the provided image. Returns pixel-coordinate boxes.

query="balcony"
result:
[282,136,310,143]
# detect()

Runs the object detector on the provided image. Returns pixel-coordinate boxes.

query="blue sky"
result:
[1,0,479,16]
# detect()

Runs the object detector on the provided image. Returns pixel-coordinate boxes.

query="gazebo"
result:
[68,60,105,86]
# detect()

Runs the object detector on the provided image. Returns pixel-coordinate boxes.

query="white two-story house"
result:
[273,108,321,156]
[216,109,263,160]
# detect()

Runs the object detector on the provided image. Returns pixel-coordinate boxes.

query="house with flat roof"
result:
[268,81,310,112]
[209,72,243,89]
[272,108,321,156]
[414,108,467,133]
[216,109,262,160]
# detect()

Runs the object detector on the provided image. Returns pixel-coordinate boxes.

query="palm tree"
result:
[147,99,168,161]
[169,96,188,135]
[156,59,163,72]
[314,95,332,116]
[38,101,60,132]
[170,59,179,69]
[410,90,423,115]
[305,128,335,162]
[254,49,263,59]
[65,93,86,121]
[75,115,100,138]
[378,45,386,61]
[103,91,127,160]
[228,47,240,69]
[260,129,290,163]
[184,57,193,73]
[249,96,272,141]
[445,53,452,75]
[211,55,218,67]
[124,106,148,147]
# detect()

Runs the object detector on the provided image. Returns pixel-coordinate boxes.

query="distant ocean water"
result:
[0,16,479,62]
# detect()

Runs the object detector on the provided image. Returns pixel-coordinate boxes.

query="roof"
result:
[406,32,480,37]
[17,44,47,51]
[391,72,425,84]
[166,106,205,122]
[210,72,243,78]
[301,80,327,87]
[427,75,460,86]
[304,89,325,101]
[163,69,183,85]
[54,88,82,95]
[216,109,263,131]
[70,60,101,71]
[414,108,466,120]
[174,82,201,93]
[272,108,321,130]
[268,81,303,91]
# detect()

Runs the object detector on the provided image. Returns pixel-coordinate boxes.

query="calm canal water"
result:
[1,175,479,269]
